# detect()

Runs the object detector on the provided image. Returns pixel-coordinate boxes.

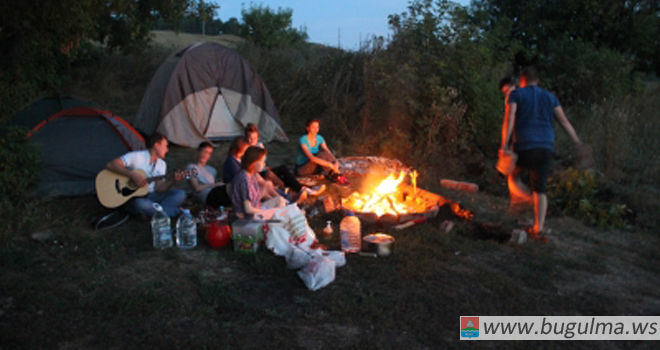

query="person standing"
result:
[500,66,582,238]
[105,133,186,218]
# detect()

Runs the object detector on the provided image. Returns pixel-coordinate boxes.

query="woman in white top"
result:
[187,142,231,208]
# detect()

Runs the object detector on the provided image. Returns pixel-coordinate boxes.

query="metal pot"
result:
[363,233,395,257]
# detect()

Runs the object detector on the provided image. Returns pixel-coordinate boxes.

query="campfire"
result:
[341,171,430,217]
[336,157,474,224]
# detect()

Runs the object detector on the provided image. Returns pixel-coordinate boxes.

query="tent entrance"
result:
[205,93,243,141]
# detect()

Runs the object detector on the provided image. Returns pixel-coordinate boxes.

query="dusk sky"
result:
[217,1,471,50]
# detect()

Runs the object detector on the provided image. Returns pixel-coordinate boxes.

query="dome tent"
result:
[10,96,145,196]
[134,42,288,147]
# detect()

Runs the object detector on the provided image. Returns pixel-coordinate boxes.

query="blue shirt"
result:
[222,156,242,184]
[296,134,326,165]
[508,85,560,151]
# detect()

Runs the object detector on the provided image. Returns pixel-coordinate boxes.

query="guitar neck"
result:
[144,168,196,183]
[146,175,167,183]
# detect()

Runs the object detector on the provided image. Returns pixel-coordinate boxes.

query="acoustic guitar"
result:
[95,168,196,208]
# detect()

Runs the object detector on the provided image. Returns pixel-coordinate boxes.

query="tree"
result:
[221,17,242,35]
[240,5,308,48]
[0,0,191,120]
[468,0,659,73]
[193,0,219,36]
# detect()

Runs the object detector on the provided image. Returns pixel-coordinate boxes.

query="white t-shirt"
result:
[186,163,217,203]
[121,150,166,193]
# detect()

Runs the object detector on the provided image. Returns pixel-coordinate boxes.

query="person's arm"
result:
[242,200,276,219]
[105,157,146,187]
[154,169,185,193]
[301,144,337,171]
[553,106,581,145]
[501,102,517,152]
[188,176,216,193]
[500,100,512,150]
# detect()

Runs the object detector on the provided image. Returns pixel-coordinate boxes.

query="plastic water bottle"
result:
[175,208,197,249]
[340,212,361,253]
[151,203,173,249]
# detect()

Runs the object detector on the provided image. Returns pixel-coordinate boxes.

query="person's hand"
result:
[130,171,147,188]
[173,169,185,181]
[331,163,340,174]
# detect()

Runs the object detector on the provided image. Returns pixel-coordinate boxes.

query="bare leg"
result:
[507,168,533,217]
[532,192,548,236]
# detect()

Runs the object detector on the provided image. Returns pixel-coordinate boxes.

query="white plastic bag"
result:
[286,246,312,270]
[321,250,346,267]
[270,204,316,249]
[297,255,336,291]
[265,223,294,256]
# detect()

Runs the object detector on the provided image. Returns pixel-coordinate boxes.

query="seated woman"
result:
[244,123,324,197]
[223,135,286,202]
[231,146,286,219]
[222,136,250,184]
[187,142,231,208]
[296,119,347,184]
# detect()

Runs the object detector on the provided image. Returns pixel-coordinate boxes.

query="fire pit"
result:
[331,157,472,225]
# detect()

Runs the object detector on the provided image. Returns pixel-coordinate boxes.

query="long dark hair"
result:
[229,136,249,156]
[241,146,266,170]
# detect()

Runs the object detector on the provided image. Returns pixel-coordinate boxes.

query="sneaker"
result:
[93,211,130,231]
[303,184,326,196]
[335,175,350,186]
[525,226,551,243]
[328,173,349,185]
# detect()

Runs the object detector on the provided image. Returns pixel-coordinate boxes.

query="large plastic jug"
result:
[340,212,361,253]
[175,208,197,249]
[151,203,172,249]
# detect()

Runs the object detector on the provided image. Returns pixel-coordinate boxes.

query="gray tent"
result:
[135,42,288,147]
[13,97,145,196]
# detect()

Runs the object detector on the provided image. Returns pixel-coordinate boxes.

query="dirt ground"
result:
[1,143,658,349]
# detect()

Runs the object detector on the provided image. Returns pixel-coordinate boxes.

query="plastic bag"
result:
[321,250,346,267]
[265,223,294,256]
[286,246,313,270]
[270,204,316,248]
[297,255,336,291]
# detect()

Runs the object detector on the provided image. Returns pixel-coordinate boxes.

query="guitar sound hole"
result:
[115,179,137,197]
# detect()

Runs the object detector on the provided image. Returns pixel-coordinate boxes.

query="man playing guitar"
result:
[105,132,186,218]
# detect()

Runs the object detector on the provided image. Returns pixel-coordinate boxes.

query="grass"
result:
[1,183,659,348]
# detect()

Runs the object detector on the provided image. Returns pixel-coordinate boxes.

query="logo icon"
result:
[460,316,479,338]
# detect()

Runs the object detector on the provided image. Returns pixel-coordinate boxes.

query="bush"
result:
[0,127,40,232]
[548,168,630,228]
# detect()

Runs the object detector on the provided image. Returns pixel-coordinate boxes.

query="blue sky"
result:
[217,1,471,50]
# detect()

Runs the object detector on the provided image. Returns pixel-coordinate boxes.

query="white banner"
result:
[460,316,660,340]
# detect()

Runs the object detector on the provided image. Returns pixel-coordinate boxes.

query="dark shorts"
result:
[516,148,553,193]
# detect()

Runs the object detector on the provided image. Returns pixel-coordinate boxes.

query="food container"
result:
[231,219,267,253]
[362,233,395,257]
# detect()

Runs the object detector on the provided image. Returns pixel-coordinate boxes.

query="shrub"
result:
[0,127,40,232]
[548,168,630,228]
